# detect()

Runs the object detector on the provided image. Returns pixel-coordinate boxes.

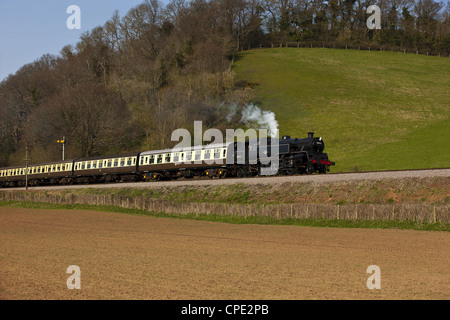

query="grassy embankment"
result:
[1,176,448,231]
[232,48,450,172]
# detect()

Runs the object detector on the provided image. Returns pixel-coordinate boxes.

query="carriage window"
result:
[87,162,91,169]
[173,153,179,162]
[214,149,221,159]
[98,161,102,168]
[149,156,154,164]
[127,158,132,166]
[157,155,163,164]
[120,158,125,166]
[165,154,171,163]
[195,151,201,161]
[204,150,211,160]
[113,160,118,167]
[186,152,192,161]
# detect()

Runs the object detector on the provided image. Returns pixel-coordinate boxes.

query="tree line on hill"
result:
[0,0,448,166]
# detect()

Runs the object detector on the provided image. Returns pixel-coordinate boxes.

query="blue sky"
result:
[0,0,150,82]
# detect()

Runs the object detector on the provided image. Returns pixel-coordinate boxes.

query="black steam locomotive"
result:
[0,132,334,188]
[226,132,334,177]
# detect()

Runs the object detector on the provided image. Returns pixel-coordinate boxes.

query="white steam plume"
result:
[240,103,279,137]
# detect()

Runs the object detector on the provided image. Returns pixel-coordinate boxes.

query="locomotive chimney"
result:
[308,132,314,138]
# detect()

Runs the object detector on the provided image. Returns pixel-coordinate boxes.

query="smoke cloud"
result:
[240,103,279,137]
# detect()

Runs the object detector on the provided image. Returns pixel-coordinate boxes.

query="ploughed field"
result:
[1,207,448,299]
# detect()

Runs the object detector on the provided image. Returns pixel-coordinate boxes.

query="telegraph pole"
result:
[25,145,30,191]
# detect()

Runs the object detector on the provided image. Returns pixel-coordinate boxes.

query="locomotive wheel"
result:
[305,164,314,175]
[236,167,246,178]
[284,168,298,175]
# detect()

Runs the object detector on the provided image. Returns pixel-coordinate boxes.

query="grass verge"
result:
[1,200,448,232]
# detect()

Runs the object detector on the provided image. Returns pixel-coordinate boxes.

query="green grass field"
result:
[233,48,450,172]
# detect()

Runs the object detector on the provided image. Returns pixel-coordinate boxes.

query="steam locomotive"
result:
[0,132,334,188]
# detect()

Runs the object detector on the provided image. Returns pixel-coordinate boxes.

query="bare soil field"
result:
[0,207,449,300]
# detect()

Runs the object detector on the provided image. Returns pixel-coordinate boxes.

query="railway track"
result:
[4,168,450,191]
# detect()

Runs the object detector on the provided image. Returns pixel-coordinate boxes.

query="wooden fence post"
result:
[433,206,437,223]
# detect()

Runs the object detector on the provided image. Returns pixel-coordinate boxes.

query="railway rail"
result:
[4,168,449,191]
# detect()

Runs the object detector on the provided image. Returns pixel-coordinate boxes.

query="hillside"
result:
[232,48,450,172]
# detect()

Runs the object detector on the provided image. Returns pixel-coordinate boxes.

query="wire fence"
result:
[1,191,448,223]
[241,41,450,58]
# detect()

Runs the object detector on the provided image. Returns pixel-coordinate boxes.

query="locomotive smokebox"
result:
[308,132,314,138]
